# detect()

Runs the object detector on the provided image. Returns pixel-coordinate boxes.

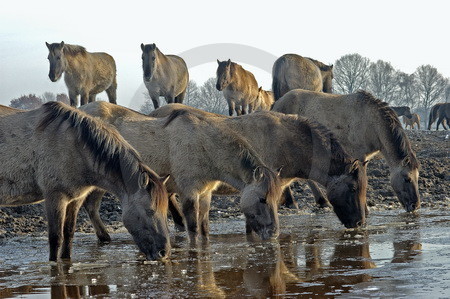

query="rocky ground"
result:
[0,130,448,239]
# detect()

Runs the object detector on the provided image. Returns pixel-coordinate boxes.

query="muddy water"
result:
[1,210,449,298]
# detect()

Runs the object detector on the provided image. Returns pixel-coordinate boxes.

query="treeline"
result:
[9,92,70,110]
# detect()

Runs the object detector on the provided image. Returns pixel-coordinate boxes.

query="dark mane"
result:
[306,57,333,72]
[37,101,142,183]
[63,44,88,56]
[356,90,420,169]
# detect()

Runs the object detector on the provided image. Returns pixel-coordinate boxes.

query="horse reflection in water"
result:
[392,213,422,263]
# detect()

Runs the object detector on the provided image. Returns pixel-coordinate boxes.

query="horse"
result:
[141,43,189,109]
[391,106,413,118]
[254,87,275,111]
[273,89,420,213]
[46,41,117,107]
[216,59,259,116]
[428,103,450,130]
[79,101,283,242]
[145,103,368,229]
[403,113,421,130]
[0,102,170,261]
[272,54,333,101]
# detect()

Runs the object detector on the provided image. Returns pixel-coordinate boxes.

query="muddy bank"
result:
[0,130,448,238]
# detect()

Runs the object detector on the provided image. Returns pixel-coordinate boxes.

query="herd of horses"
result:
[0,41,445,262]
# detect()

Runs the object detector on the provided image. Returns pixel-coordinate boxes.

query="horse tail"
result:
[272,56,287,101]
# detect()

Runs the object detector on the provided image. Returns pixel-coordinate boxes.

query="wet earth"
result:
[1,211,450,298]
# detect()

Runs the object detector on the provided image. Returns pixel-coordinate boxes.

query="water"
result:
[0,210,449,298]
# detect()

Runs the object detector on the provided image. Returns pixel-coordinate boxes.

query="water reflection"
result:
[392,213,422,263]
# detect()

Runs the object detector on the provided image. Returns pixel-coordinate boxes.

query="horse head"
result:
[240,167,282,240]
[216,59,232,91]
[141,43,158,82]
[390,157,420,212]
[46,41,67,82]
[326,160,368,228]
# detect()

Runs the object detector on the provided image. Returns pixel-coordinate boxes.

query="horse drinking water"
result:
[46,41,117,107]
[0,102,170,261]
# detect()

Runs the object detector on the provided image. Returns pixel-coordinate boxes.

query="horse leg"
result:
[235,105,242,116]
[106,78,117,104]
[436,116,443,130]
[307,180,332,208]
[88,94,96,103]
[83,189,111,243]
[165,95,175,104]
[168,193,185,231]
[279,186,298,209]
[80,92,89,106]
[151,95,160,110]
[198,192,212,238]
[61,198,85,259]
[180,193,200,242]
[175,89,186,104]
[228,100,235,116]
[44,193,69,261]
[241,105,247,115]
[69,90,79,107]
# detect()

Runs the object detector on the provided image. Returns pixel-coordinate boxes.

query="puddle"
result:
[0,210,449,298]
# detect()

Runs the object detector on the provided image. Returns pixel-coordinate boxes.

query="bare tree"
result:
[333,53,371,94]
[41,92,56,103]
[183,80,201,107]
[198,78,228,114]
[10,94,43,110]
[414,65,448,109]
[56,93,70,105]
[367,60,399,104]
[445,85,450,103]
[396,72,419,108]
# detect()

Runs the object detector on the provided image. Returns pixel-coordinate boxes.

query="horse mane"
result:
[356,90,420,169]
[305,57,333,71]
[63,44,88,56]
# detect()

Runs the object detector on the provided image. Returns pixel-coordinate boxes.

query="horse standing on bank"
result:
[80,101,283,242]
[391,106,413,118]
[141,43,189,109]
[148,104,368,229]
[403,113,421,130]
[254,87,275,111]
[216,59,259,116]
[272,54,334,100]
[428,103,450,130]
[46,42,117,107]
[273,89,420,213]
[0,102,170,261]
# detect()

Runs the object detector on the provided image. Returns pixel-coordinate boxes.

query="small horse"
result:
[391,106,413,118]
[0,102,170,261]
[254,87,275,111]
[272,54,333,100]
[146,104,368,229]
[80,101,283,242]
[216,59,259,116]
[273,89,420,213]
[428,103,450,130]
[403,113,421,129]
[141,43,189,109]
[46,41,117,107]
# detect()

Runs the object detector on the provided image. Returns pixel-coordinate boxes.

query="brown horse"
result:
[141,43,189,109]
[46,42,117,107]
[273,89,420,212]
[80,101,283,242]
[391,106,413,118]
[428,103,450,130]
[272,54,333,100]
[254,87,275,111]
[403,113,421,130]
[0,102,170,261]
[146,103,368,229]
[216,59,259,116]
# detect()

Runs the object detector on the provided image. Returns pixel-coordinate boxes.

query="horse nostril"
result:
[158,250,166,258]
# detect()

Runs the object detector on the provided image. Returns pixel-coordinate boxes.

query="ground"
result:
[0,130,448,238]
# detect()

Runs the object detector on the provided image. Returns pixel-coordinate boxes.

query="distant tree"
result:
[139,91,157,114]
[396,72,419,108]
[367,60,399,104]
[445,85,450,103]
[56,93,70,105]
[333,53,371,94]
[198,78,227,114]
[41,91,56,103]
[10,94,43,110]
[184,80,201,108]
[414,65,448,109]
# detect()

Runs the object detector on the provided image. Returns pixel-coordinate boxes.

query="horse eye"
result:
[404,177,412,183]
[259,197,267,204]
[151,56,156,61]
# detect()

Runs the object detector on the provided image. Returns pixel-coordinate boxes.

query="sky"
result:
[0,1,448,109]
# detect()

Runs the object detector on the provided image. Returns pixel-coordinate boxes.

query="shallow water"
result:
[0,210,449,298]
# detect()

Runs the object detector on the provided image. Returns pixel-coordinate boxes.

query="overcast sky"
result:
[0,1,448,109]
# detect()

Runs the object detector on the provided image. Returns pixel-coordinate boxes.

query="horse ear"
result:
[346,160,359,176]
[227,59,231,65]
[276,166,283,176]
[141,43,145,51]
[160,174,170,185]
[139,172,150,188]
[330,64,333,69]
[253,167,264,182]
[45,42,50,50]
[259,86,262,92]
[152,43,156,49]
[217,59,220,65]
[60,41,65,49]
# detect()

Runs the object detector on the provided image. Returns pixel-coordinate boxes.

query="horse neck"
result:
[64,54,84,76]
[154,49,169,76]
